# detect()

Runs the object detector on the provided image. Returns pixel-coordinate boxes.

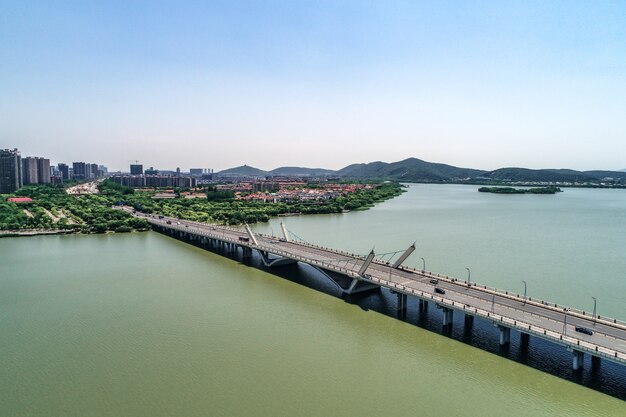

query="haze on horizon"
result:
[2,1,625,172]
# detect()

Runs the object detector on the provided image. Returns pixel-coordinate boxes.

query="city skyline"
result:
[2,1,626,172]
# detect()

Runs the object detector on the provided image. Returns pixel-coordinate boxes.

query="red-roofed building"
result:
[7,197,33,203]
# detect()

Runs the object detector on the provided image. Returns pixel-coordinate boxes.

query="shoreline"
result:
[0,229,150,238]
[0,229,76,238]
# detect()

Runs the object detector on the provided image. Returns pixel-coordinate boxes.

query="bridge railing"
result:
[364,275,625,364]
[395,264,626,330]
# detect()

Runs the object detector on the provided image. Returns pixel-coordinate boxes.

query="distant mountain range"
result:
[216,158,626,183]
[218,165,336,178]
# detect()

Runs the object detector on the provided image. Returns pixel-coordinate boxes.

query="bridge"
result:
[130,210,626,372]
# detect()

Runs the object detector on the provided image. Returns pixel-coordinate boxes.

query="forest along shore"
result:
[0,181,405,235]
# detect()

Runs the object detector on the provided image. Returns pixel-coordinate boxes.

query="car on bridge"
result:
[575,326,593,335]
[435,287,445,295]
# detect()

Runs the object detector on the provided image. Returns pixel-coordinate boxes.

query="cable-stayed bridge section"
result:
[131,210,626,372]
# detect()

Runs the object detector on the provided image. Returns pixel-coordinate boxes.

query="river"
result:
[1,184,624,416]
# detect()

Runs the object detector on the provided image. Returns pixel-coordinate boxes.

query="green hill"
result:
[217,165,268,177]
[268,167,336,177]
[337,157,485,181]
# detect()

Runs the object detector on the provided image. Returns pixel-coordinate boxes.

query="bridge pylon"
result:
[392,242,416,268]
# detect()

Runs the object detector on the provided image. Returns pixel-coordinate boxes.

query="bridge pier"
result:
[572,350,584,371]
[520,332,530,346]
[419,299,428,310]
[464,313,474,326]
[498,325,511,346]
[242,247,253,263]
[591,355,601,369]
[442,307,453,327]
[345,278,381,295]
[396,293,408,320]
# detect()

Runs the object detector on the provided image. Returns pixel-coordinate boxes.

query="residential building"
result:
[72,162,87,179]
[130,164,143,175]
[22,157,39,184]
[90,163,99,179]
[37,158,51,183]
[0,148,22,193]
[58,163,70,181]
[109,174,197,188]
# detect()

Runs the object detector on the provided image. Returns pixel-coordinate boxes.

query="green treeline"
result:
[0,184,148,233]
[121,182,404,225]
[0,181,404,231]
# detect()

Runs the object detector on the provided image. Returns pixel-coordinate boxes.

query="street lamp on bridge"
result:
[420,257,425,273]
[465,267,471,287]
[522,280,527,305]
[592,296,597,325]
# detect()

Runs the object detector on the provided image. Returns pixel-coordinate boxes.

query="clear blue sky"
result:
[2,1,625,171]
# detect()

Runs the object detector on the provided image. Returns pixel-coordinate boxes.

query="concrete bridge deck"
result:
[133,211,626,371]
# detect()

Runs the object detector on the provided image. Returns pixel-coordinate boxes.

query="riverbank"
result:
[0,229,75,238]
[0,228,150,238]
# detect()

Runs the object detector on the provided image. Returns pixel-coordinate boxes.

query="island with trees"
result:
[478,186,562,194]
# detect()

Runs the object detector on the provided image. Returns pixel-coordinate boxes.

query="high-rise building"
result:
[72,162,87,179]
[22,157,39,184]
[21,156,51,184]
[58,163,70,181]
[37,158,51,183]
[0,148,22,193]
[130,164,143,175]
[90,163,99,179]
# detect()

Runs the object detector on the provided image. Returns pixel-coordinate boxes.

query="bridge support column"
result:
[344,278,381,295]
[419,299,428,310]
[591,355,601,369]
[242,247,252,263]
[572,350,584,371]
[520,332,530,346]
[396,293,408,320]
[464,314,474,326]
[442,308,453,327]
[498,326,511,346]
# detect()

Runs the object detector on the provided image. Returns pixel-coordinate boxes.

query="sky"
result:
[1,0,625,172]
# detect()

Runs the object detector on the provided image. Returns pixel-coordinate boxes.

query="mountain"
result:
[478,168,626,182]
[337,157,485,181]
[214,159,626,184]
[479,168,594,182]
[217,165,268,177]
[583,170,626,180]
[268,167,336,177]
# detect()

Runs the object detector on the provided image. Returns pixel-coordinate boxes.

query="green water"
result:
[256,184,626,318]
[1,185,625,416]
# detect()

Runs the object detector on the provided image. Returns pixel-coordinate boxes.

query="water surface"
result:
[1,185,625,416]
